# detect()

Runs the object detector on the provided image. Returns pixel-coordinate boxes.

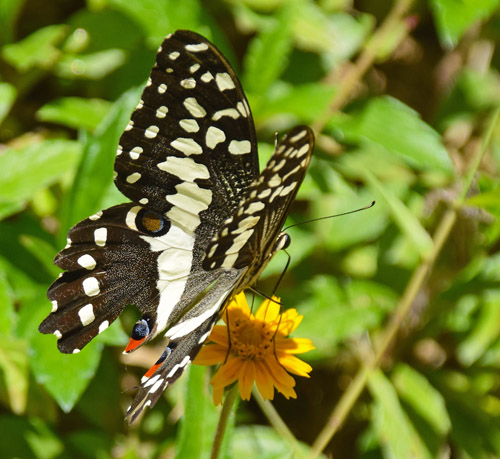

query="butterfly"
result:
[39,30,314,423]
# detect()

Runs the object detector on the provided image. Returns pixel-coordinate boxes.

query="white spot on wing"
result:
[200,71,213,83]
[77,254,96,270]
[53,330,62,339]
[126,172,141,184]
[190,63,200,73]
[205,126,226,149]
[82,277,100,297]
[180,78,196,89]
[94,228,107,247]
[169,51,180,60]
[51,300,58,312]
[98,320,109,334]
[186,43,209,52]
[158,84,167,94]
[183,97,206,118]
[156,106,168,118]
[215,73,236,91]
[171,138,202,155]
[179,119,199,133]
[145,125,159,139]
[130,146,143,159]
[78,303,95,326]
[212,108,240,121]
[228,140,251,155]
[89,211,103,221]
[157,156,209,181]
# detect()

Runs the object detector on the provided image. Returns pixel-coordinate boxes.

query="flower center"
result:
[230,317,275,361]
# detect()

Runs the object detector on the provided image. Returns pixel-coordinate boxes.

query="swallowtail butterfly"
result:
[39,30,314,423]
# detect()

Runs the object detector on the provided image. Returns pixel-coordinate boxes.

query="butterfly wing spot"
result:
[51,300,58,312]
[78,303,95,326]
[157,84,167,94]
[82,277,100,297]
[116,145,123,156]
[98,320,109,334]
[189,63,200,73]
[136,100,144,109]
[289,130,308,142]
[72,349,80,354]
[169,51,180,60]
[144,126,160,139]
[268,174,282,187]
[215,72,236,92]
[53,330,62,339]
[125,120,134,131]
[94,227,107,246]
[88,211,103,221]
[206,126,226,149]
[129,146,143,159]
[228,140,251,155]
[179,119,200,133]
[185,43,209,52]
[212,108,240,121]
[157,156,210,181]
[170,137,203,156]
[144,374,161,388]
[77,254,96,270]
[200,71,214,83]
[139,198,149,205]
[155,106,168,119]
[183,97,207,118]
[180,78,196,89]
[126,172,141,184]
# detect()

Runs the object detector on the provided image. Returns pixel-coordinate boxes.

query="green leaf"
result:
[392,364,451,436]
[0,139,81,219]
[457,289,500,365]
[109,0,203,46]
[60,88,140,234]
[466,188,500,218]
[19,235,61,279]
[334,96,454,174]
[31,330,103,413]
[369,370,430,459]
[363,168,434,259]
[0,338,29,414]
[243,4,294,98]
[2,25,68,71]
[429,0,500,47]
[176,365,219,459]
[0,0,24,43]
[37,97,112,131]
[0,82,16,125]
[55,49,126,80]
[0,267,14,335]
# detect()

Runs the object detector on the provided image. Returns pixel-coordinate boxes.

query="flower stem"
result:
[253,388,306,458]
[210,384,238,459]
[308,107,500,458]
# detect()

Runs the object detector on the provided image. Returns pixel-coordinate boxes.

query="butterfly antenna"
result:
[284,200,375,231]
[272,250,291,296]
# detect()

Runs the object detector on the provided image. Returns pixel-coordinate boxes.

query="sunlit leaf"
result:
[37,97,112,131]
[0,338,29,414]
[55,49,126,79]
[0,82,16,125]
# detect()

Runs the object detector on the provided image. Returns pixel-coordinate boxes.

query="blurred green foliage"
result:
[0,0,500,457]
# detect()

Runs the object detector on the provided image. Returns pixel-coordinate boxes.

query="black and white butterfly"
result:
[39,30,314,423]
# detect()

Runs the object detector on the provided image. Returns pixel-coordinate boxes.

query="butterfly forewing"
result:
[115,30,259,237]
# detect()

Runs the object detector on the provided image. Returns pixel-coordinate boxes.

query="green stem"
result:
[210,384,239,459]
[253,387,305,458]
[308,107,500,458]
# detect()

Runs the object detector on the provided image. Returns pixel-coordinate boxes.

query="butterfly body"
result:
[40,30,314,422]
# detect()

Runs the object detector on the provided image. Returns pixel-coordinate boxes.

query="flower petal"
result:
[208,325,230,345]
[193,344,228,365]
[255,296,281,322]
[238,359,255,400]
[275,337,315,354]
[254,361,275,401]
[211,356,242,389]
[278,353,312,377]
[263,354,297,399]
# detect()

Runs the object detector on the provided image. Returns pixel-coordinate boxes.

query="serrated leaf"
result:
[392,364,451,436]
[429,0,500,47]
[243,3,294,97]
[369,370,430,459]
[0,338,29,414]
[0,139,81,219]
[0,82,16,125]
[335,96,453,173]
[363,169,434,259]
[2,24,67,71]
[37,97,112,131]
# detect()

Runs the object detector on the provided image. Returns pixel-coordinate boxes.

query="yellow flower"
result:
[193,292,314,405]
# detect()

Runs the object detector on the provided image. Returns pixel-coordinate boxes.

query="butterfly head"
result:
[272,231,291,253]
[124,316,154,353]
